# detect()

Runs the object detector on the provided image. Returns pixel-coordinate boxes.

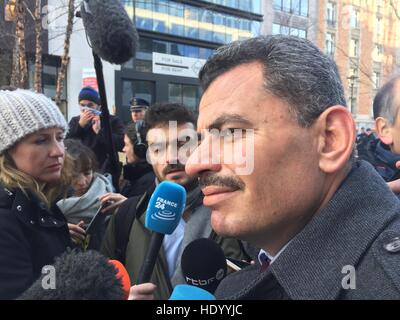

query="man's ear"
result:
[315,106,355,174]
[375,117,393,145]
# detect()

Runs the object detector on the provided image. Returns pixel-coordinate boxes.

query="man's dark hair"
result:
[144,103,196,131]
[373,74,400,123]
[125,122,146,145]
[199,35,346,127]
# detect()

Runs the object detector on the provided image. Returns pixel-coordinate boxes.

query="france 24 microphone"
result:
[181,238,227,294]
[169,284,216,300]
[137,181,186,284]
[80,0,138,65]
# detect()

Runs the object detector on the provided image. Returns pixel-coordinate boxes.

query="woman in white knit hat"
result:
[0,88,72,299]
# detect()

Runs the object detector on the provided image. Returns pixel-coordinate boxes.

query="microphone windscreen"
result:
[80,0,138,64]
[169,284,216,300]
[181,238,227,294]
[18,250,124,300]
[145,181,186,234]
[109,260,131,300]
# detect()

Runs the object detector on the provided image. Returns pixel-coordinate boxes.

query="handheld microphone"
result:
[109,260,131,300]
[80,0,138,64]
[18,250,126,300]
[169,284,216,300]
[137,181,186,284]
[181,238,227,294]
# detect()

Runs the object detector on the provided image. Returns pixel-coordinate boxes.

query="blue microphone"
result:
[137,181,186,284]
[169,285,216,300]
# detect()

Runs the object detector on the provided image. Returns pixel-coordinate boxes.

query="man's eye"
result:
[220,128,236,137]
[150,145,163,154]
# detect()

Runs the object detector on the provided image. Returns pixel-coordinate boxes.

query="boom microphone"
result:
[181,238,227,294]
[80,0,138,64]
[18,250,128,300]
[137,181,186,284]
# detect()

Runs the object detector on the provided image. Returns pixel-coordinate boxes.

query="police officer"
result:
[130,97,149,124]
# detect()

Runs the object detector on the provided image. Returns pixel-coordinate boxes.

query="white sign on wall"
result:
[152,52,206,78]
[82,68,98,91]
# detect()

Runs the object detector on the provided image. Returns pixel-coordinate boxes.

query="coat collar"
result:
[259,161,400,299]
[0,186,67,229]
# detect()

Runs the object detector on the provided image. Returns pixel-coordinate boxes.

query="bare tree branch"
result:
[55,0,75,106]
[34,0,43,92]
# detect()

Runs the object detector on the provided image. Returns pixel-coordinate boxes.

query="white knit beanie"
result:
[0,89,68,154]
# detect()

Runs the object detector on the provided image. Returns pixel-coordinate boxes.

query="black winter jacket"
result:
[120,161,155,198]
[66,115,125,170]
[0,186,71,299]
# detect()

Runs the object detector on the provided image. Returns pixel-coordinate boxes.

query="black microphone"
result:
[80,0,138,64]
[181,238,228,294]
[18,250,125,300]
[137,182,186,284]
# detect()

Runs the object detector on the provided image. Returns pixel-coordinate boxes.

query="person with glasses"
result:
[130,97,149,123]
[66,86,125,173]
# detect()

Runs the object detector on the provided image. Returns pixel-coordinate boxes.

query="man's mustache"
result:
[163,164,186,176]
[199,174,245,191]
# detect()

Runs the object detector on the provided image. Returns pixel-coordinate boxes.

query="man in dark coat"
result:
[185,35,400,299]
[371,75,400,194]
[66,86,125,171]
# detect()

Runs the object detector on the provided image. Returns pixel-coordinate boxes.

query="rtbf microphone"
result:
[137,181,186,284]
[169,284,216,300]
[80,0,138,64]
[181,238,227,294]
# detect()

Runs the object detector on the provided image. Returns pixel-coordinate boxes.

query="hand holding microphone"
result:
[137,181,186,284]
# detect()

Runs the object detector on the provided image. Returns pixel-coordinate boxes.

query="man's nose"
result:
[165,144,179,165]
[185,136,222,178]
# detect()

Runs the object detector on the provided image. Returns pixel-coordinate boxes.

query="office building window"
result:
[372,72,381,89]
[274,0,308,17]
[326,33,335,56]
[169,83,200,111]
[350,7,360,29]
[272,23,307,38]
[327,2,336,27]
[350,38,359,57]
[203,0,261,14]
[133,2,259,44]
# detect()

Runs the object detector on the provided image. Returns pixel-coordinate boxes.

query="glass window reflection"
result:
[131,1,260,44]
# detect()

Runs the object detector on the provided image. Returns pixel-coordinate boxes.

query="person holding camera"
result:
[66,86,125,171]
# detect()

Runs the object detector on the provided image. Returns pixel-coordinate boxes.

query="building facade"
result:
[116,0,262,122]
[47,0,262,122]
[263,0,400,129]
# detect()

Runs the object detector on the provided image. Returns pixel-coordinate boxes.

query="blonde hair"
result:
[0,151,73,208]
